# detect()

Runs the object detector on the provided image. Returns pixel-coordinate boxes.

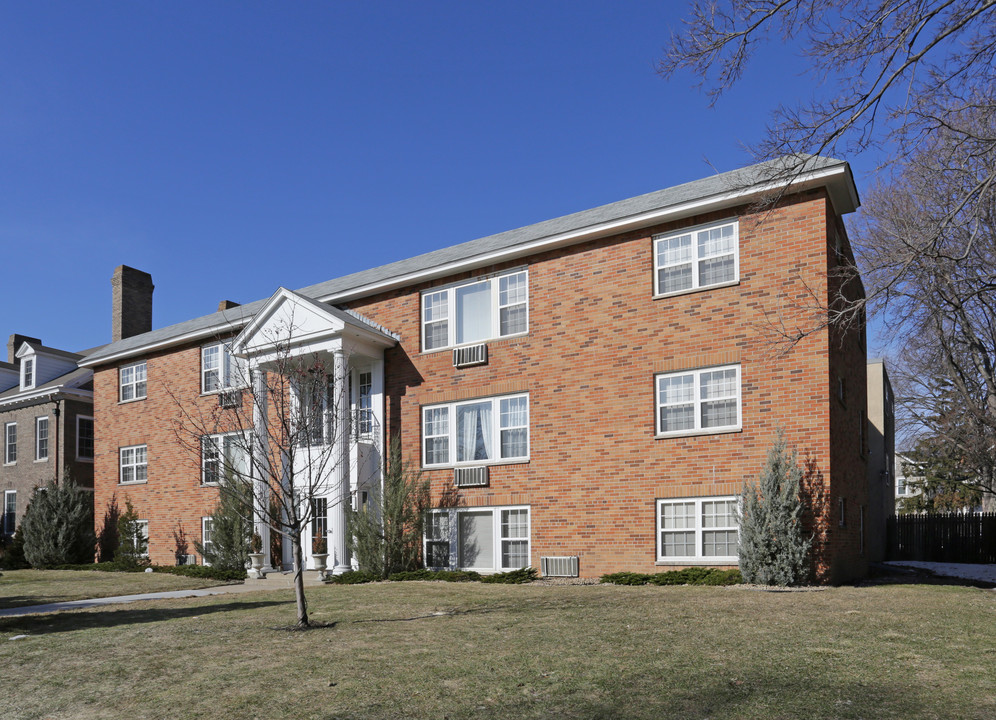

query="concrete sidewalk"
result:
[0,582,273,618]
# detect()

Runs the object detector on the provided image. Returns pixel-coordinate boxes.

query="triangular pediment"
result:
[232,288,346,356]
[232,288,397,359]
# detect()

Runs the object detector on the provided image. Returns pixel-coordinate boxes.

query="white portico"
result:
[231,287,397,575]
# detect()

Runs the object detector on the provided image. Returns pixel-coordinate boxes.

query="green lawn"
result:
[0,581,993,719]
[0,569,234,610]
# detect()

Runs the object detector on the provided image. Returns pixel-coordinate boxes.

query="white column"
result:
[331,347,352,574]
[251,369,274,570]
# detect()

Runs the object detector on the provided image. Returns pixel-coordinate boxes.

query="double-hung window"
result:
[421,269,528,351]
[357,371,373,435]
[201,343,246,394]
[422,393,529,467]
[21,358,34,390]
[311,497,328,544]
[3,490,15,536]
[424,506,530,572]
[120,361,147,402]
[35,417,49,461]
[298,377,334,446]
[134,520,150,557]
[77,416,95,460]
[657,496,739,563]
[656,364,741,436]
[4,423,16,464]
[654,220,738,295]
[201,517,214,562]
[201,432,247,485]
[120,445,148,484]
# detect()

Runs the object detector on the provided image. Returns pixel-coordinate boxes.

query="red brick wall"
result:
[92,188,864,580]
[342,189,851,580]
[93,344,225,564]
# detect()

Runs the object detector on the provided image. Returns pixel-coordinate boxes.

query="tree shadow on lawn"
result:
[0,598,291,636]
[319,676,939,720]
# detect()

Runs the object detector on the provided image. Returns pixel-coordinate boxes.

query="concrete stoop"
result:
[245,570,328,588]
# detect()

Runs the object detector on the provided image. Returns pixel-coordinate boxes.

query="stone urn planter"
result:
[248,552,266,579]
[311,553,329,575]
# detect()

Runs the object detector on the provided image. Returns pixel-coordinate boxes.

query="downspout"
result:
[52,398,61,484]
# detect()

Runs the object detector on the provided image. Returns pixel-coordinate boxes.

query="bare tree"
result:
[170,317,359,628]
[858,113,996,505]
[660,1,996,335]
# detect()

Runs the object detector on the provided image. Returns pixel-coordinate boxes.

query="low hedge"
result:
[41,561,245,582]
[600,568,742,586]
[327,567,539,585]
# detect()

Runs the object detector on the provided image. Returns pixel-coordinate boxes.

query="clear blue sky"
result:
[0,2,885,355]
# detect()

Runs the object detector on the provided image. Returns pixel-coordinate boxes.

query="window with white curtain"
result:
[422,394,529,467]
[201,432,248,485]
[656,365,741,436]
[421,269,528,351]
[201,342,247,394]
[424,505,530,572]
[654,220,738,295]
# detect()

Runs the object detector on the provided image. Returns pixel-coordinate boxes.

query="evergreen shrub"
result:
[738,433,812,586]
[21,480,96,567]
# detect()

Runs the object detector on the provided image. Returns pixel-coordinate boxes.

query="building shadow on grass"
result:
[0,598,291,636]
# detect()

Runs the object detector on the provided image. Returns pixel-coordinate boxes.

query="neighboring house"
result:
[81,155,876,583]
[865,359,895,561]
[894,453,923,504]
[0,334,96,540]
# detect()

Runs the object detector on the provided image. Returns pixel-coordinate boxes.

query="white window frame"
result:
[420,269,529,352]
[357,371,373,436]
[295,376,335,447]
[119,361,147,402]
[201,432,247,486]
[423,505,530,573]
[656,496,739,564]
[76,415,95,461]
[421,393,529,468]
[3,490,16,536]
[135,519,149,557]
[201,342,247,394]
[4,422,16,465]
[655,364,741,437]
[653,219,739,297]
[35,416,49,461]
[201,517,214,564]
[21,357,35,390]
[119,444,148,484]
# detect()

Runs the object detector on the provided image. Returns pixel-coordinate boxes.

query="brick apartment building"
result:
[0,335,96,538]
[81,155,875,583]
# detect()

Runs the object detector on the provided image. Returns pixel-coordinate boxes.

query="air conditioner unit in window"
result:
[219,389,242,409]
[454,466,489,488]
[453,343,488,368]
[541,556,579,578]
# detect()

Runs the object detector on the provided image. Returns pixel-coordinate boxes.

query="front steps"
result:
[245,569,328,588]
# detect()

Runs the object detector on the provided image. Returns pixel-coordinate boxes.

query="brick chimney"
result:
[218,300,240,311]
[111,266,154,342]
[7,334,41,364]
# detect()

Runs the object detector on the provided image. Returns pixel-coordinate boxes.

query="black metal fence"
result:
[888,513,996,564]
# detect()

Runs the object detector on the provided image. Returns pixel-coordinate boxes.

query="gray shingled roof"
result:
[0,366,94,405]
[82,154,848,366]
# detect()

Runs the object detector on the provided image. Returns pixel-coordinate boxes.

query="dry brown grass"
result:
[0,581,994,719]
[0,569,232,610]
